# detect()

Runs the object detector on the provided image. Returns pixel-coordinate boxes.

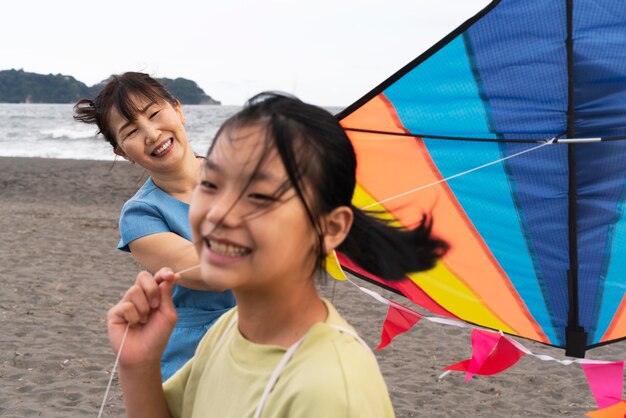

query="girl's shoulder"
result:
[295,300,380,380]
[278,302,395,417]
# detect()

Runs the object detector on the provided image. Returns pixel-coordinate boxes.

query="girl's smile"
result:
[203,236,252,265]
[189,124,318,292]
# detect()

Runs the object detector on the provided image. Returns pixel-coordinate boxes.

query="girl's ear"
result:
[175,100,186,125]
[322,206,353,253]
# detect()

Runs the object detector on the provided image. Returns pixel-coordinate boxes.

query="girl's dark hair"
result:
[209,92,448,281]
[73,72,177,149]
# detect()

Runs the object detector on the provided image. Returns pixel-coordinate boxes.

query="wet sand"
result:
[1,156,624,417]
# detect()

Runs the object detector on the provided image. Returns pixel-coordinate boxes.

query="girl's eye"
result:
[149,110,161,119]
[249,193,277,202]
[199,180,217,190]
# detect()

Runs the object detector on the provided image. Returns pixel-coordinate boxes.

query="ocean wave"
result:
[40,127,98,140]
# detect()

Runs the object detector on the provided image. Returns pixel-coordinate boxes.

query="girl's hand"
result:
[107,268,179,368]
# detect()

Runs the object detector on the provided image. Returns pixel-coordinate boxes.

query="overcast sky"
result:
[3,0,490,106]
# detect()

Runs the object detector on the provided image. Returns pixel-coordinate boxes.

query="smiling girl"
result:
[74,73,235,380]
[107,92,447,417]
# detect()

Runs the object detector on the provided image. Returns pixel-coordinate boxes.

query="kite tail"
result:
[337,207,449,281]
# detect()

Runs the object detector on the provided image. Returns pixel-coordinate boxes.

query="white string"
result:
[97,324,129,418]
[97,264,200,417]
[253,335,306,418]
[362,138,555,209]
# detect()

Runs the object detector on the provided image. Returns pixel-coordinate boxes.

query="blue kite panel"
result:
[382,36,496,139]
[502,142,570,346]
[465,0,568,140]
[574,0,626,138]
[577,142,626,343]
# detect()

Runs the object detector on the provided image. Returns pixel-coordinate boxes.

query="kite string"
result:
[97,324,128,418]
[362,138,555,210]
[97,264,201,418]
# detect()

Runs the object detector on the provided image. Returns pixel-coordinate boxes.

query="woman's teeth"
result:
[153,139,173,156]
[209,241,250,256]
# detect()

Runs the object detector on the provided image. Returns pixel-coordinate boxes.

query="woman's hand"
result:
[107,268,179,368]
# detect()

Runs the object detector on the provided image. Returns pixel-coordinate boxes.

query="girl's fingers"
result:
[154,267,177,285]
[111,269,179,327]
[135,271,161,309]
[120,301,143,325]
[124,283,152,321]
[158,278,177,317]
[109,268,180,330]
[108,301,141,326]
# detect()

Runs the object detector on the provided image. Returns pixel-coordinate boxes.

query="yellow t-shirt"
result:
[163,299,395,418]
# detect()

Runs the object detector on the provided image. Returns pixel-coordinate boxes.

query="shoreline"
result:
[1,156,622,417]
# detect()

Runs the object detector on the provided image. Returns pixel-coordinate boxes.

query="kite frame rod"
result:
[564,0,587,358]
[343,128,618,144]
[555,137,601,143]
[341,127,549,143]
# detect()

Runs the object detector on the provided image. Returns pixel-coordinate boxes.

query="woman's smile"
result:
[151,138,174,157]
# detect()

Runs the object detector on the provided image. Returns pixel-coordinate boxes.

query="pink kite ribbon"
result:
[582,361,625,410]
[444,329,525,382]
[376,300,422,350]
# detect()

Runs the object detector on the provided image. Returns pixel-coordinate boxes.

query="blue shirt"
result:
[118,177,236,380]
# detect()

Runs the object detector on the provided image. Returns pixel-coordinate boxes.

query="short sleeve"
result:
[117,200,169,252]
[163,359,193,418]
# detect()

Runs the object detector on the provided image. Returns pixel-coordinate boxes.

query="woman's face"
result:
[189,124,318,293]
[108,97,190,171]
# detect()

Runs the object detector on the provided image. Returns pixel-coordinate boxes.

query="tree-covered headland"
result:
[0,69,220,105]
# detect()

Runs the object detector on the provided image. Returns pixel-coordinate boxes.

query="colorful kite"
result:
[337,0,626,358]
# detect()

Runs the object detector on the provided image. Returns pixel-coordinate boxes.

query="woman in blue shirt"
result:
[74,72,235,380]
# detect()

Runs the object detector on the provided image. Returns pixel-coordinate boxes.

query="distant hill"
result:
[0,69,220,105]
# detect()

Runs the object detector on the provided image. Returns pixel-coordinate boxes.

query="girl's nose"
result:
[206,193,243,229]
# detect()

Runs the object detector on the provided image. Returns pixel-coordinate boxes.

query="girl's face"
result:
[108,97,189,171]
[189,124,318,293]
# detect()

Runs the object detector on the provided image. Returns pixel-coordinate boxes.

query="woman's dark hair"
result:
[73,72,177,149]
[209,92,448,281]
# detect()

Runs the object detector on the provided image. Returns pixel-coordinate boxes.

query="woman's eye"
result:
[150,110,161,119]
[124,128,138,140]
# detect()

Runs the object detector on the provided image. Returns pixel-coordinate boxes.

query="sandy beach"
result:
[1,156,625,417]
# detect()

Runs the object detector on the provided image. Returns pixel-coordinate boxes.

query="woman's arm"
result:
[128,232,216,291]
[107,269,178,418]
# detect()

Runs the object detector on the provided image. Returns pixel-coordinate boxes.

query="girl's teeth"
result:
[210,241,249,256]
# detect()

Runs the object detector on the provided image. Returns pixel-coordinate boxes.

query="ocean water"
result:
[0,104,344,161]
[0,104,240,161]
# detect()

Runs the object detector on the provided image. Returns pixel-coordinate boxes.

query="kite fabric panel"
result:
[337,0,626,355]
